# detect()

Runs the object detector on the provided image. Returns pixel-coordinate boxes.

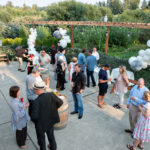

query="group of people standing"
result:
[9,44,150,150]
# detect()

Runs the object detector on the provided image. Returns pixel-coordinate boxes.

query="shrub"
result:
[19,25,29,38]
[2,24,20,39]
[21,38,28,46]
[13,38,22,45]
[2,38,13,46]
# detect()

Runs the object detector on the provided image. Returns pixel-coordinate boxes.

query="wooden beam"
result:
[71,25,74,48]
[25,21,150,29]
[105,27,110,55]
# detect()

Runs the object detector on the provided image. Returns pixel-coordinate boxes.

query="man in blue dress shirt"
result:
[86,50,97,87]
[78,49,86,73]
[125,78,148,134]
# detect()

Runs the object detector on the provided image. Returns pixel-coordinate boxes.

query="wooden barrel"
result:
[54,95,69,130]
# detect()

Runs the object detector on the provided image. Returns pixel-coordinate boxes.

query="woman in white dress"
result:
[113,66,129,109]
[68,57,78,84]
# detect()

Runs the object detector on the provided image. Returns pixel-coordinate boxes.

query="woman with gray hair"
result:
[113,66,129,109]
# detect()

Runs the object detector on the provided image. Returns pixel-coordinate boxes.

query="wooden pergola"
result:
[26,21,150,54]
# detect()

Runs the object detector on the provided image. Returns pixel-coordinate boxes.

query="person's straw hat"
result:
[33,81,46,90]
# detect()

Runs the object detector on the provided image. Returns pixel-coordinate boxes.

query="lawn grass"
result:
[107,44,147,60]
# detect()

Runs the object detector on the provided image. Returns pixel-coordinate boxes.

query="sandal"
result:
[126,144,136,150]
[138,144,143,150]
[97,104,104,109]
[124,129,133,134]
[113,104,118,108]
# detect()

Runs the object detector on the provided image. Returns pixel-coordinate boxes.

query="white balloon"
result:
[60,39,67,48]
[138,50,145,56]
[137,56,142,61]
[147,40,150,47]
[63,36,71,43]
[145,49,150,56]
[59,28,67,36]
[128,56,137,64]
[142,61,148,69]
[142,55,150,62]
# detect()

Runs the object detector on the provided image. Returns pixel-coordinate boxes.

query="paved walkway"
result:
[0,62,150,150]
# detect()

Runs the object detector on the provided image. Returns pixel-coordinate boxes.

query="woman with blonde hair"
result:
[68,57,78,84]
[113,66,129,109]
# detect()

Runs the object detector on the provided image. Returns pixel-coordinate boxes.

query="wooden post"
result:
[71,25,74,48]
[105,27,110,55]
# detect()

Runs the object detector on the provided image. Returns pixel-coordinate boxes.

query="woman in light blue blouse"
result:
[9,86,30,149]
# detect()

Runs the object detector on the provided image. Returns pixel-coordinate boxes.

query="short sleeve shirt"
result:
[39,54,51,69]
[98,69,108,87]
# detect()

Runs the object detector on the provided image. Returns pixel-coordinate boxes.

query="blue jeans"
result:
[86,69,96,87]
[72,93,83,115]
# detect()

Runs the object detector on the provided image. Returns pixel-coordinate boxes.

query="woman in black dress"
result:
[56,56,65,90]
[50,45,57,72]
[27,54,34,74]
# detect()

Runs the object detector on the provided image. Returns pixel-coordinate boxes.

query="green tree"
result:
[109,0,123,14]
[129,0,140,10]
[19,25,29,38]
[46,0,87,21]
[124,0,130,10]
[36,26,50,41]
[6,1,13,7]
[0,10,12,23]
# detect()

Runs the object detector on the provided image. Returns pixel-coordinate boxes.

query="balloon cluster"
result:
[27,28,39,65]
[128,40,150,71]
[53,28,71,48]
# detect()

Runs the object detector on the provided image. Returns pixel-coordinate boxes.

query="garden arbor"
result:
[26,21,150,54]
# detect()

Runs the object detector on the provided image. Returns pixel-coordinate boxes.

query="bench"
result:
[0,54,10,64]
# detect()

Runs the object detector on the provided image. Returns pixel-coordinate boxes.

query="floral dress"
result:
[133,102,150,142]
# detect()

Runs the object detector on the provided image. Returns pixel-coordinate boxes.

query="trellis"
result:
[25,21,150,54]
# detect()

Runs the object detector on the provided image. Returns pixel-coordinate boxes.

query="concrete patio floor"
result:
[0,61,150,150]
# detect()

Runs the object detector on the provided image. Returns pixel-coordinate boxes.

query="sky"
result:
[0,0,106,7]
[0,0,147,8]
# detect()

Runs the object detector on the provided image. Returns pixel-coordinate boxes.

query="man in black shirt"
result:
[56,42,63,53]
[98,64,112,109]
[31,81,63,150]
[70,64,86,119]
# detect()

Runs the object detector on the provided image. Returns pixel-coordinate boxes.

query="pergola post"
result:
[71,25,74,48]
[105,26,110,55]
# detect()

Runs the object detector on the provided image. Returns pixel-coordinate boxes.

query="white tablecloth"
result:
[110,68,134,86]
[94,67,111,85]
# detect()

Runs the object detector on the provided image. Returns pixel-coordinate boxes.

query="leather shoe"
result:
[70,111,78,115]
[78,114,83,119]
[20,70,25,72]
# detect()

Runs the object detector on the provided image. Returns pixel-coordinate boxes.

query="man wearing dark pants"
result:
[70,64,86,119]
[98,64,112,109]
[86,50,97,87]
[31,81,63,150]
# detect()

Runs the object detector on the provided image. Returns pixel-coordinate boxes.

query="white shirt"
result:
[92,51,99,61]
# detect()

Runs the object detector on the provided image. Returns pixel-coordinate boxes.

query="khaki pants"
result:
[16,57,23,70]
[129,103,141,132]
